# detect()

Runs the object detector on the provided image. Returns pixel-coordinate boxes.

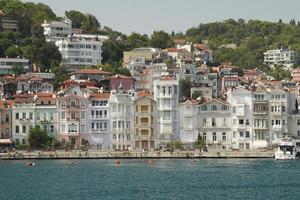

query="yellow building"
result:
[134,94,156,150]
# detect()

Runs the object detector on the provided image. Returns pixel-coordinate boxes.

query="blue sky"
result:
[22,0,300,35]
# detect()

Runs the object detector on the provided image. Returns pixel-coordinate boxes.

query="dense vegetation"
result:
[1,0,300,80]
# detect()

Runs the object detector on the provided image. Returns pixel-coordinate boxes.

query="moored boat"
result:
[274,137,297,160]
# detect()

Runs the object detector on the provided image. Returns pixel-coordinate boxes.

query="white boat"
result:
[274,137,297,160]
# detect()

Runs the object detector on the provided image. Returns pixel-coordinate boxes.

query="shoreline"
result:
[0,150,275,160]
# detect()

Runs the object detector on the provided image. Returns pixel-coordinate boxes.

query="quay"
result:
[0,149,274,160]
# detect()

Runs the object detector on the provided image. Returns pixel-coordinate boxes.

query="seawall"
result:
[0,150,274,160]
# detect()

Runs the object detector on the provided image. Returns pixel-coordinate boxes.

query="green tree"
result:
[193,134,206,150]
[12,63,25,75]
[150,30,173,49]
[65,10,85,28]
[28,126,53,148]
[192,91,202,100]
[124,32,149,50]
[270,65,291,80]
[82,14,100,33]
[179,79,191,99]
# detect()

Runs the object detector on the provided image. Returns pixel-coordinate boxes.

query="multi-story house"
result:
[134,93,156,150]
[268,88,290,144]
[55,34,108,71]
[34,93,57,138]
[0,100,13,139]
[57,86,88,148]
[198,99,231,150]
[263,48,299,69]
[42,18,72,42]
[251,87,269,148]
[109,86,135,150]
[88,91,110,150]
[178,60,196,82]
[0,57,29,75]
[12,94,35,145]
[180,100,199,147]
[153,76,179,146]
[227,87,253,150]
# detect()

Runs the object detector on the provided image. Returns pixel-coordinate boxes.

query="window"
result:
[50,113,54,120]
[202,105,207,111]
[61,125,65,132]
[71,100,76,107]
[298,119,300,126]
[246,143,250,149]
[213,132,217,141]
[15,139,20,145]
[239,131,244,138]
[298,130,300,136]
[113,121,116,128]
[22,126,26,133]
[22,113,26,119]
[239,119,244,125]
[5,114,9,122]
[80,124,85,132]
[127,134,130,140]
[22,139,26,145]
[282,106,286,112]
[141,105,148,112]
[233,106,236,113]
[222,132,226,141]
[29,113,33,120]
[71,111,76,119]
[202,133,206,141]
[126,121,130,129]
[15,113,19,120]
[50,125,54,133]
[203,118,206,126]
[212,118,216,127]
[211,105,217,111]
[61,101,66,108]
[246,119,249,125]
[61,111,65,120]
[246,131,250,138]
[15,125,19,134]
[81,101,86,107]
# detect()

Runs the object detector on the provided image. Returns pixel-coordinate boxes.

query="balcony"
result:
[253,126,268,130]
[272,125,282,131]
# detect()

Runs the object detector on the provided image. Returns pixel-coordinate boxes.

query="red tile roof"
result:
[89,92,110,99]
[75,69,112,75]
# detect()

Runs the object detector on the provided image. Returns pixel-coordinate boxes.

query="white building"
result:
[263,48,299,69]
[42,18,72,42]
[12,94,35,145]
[198,99,232,150]
[108,86,135,150]
[88,91,110,150]
[227,87,253,150]
[55,34,108,71]
[0,57,29,75]
[153,76,179,146]
[180,100,199,147]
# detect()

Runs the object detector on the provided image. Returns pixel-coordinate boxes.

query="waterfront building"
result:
[35,93,57,138]
[0,57,29,75]
[57,86,88,148]
[227,87,253,150]
[180,99,199,147]
[55,34,108,71]
[263,48,299,69]
[108,85,135,150]
[198,99,231,150]
[0,100,13,139]
[153,76,179,146]
[12,94,35,145]
[88,91,110,150]
[42,18,72,42]
[134,93,156,150]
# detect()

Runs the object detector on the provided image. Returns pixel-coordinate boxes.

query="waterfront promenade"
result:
[0,149,274,160]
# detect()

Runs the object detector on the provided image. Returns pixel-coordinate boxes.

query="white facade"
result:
[0,57,29,75]
[198,99,232,150]
[153,76,179,145]
[109,88,135,150]
[42,18,72,42]
[263,49,299,69]
[55,34,108,70]
[88,93,110,150]
[12,98,35,145]
[180,100,198,146]
[227,88,253,150]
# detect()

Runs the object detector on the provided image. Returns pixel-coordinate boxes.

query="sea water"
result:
[0,159,300,200]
